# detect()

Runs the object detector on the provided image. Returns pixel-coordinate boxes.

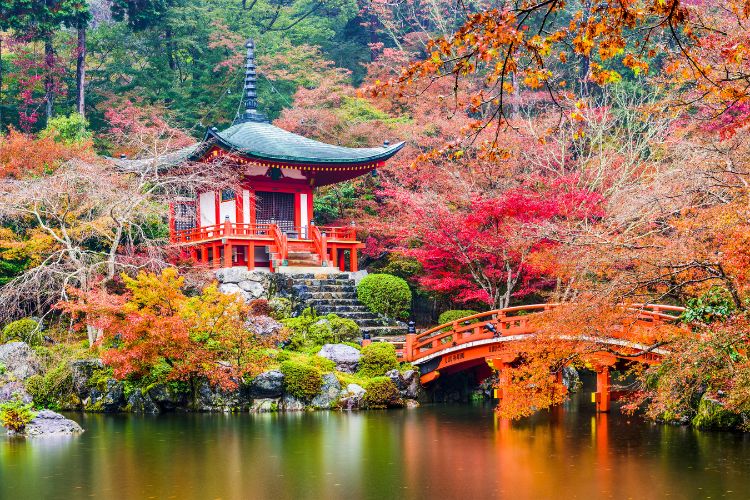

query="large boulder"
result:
[70,359,104,399]
[88,379,126,412]
[250,398,279,413]
[338,383,366,410]
[0,342,40,381]
[147,384,189,411]
[385,369,422,400]
[317,344,360,373]
[237,280,266,299]
[247,370,284,398]
[311,373,342,409]
[194,380,244,412]
[20,410,83,436]
[127,390,160,414]
[0,381,32,404]
[281,394,305,411]
[246,316,284,337]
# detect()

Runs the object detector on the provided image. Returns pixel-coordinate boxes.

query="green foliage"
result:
[2,318,42,346]
[438,310,480,325]
[356,274,412,320]
[268,297,293,320]
[40,113,92,145]
[0,363,5,376]
[313,182,357,224]
[358,342,399,378]
[280,360,323,401]
[681,287,736,324]
[282,308,359,350]
[692,397,743,430]
[0,394,36,433]
[24,361,75,409]
[362,377,403,409]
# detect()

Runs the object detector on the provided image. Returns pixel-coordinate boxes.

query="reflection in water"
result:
[2,396,750,499]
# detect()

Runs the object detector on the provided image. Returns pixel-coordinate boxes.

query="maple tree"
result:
[59,268,279,390]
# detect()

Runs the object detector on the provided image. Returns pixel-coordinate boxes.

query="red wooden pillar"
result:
[213,243,221,269]
[224,243,232,268]
[247,242,255,270]
[350,248,358,272]
[201,247,208,265]
[595,367,611,413]
[330,244,337,268]
[338,249,346,272]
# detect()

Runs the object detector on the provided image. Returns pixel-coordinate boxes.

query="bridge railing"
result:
[390,303,685,363]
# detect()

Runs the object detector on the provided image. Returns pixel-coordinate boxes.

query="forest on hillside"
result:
[1,0,750,425]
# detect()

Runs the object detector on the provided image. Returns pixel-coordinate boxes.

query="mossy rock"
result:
[362,377,403,409]
[692,397,743,430]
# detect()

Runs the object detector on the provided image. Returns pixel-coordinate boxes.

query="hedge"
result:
[358,342,399,378]
[356,273,412,320]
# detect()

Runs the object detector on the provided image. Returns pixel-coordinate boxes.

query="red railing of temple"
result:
[310,225,328,264]
[170,223,272,243]
[170,223,359,244]
[269,224,289,262]
[370,303,686,362]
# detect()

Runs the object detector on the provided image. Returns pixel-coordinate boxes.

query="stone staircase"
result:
[281,273,407,338]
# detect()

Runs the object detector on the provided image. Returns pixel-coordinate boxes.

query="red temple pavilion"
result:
[167,40,403,272]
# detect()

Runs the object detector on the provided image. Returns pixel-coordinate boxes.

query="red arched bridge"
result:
[363,303,685,412]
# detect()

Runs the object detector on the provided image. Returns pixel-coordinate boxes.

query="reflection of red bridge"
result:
[364,303,685,412]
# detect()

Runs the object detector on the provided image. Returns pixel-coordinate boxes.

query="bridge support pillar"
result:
[594,367,611,413]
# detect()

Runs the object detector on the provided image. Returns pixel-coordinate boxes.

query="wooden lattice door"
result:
[173,199,196,231]
[255,191,295,232]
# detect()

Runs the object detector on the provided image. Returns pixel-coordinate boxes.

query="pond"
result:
[2,393,750,499]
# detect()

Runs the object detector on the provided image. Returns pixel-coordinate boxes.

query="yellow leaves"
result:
[589,63,622,85]
[523,69,552,89]
[123,268,186,315]
[623,53,650,76]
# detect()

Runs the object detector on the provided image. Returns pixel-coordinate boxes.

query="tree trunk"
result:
[76,22,86,118]
[44,35,54,121]
[165,27,177,71]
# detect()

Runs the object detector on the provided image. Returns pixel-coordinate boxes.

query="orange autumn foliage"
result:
[0,128,93,179]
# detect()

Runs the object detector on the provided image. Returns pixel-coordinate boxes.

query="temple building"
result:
[167,40,403,272]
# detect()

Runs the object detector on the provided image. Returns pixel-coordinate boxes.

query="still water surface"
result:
[2,396,750,499]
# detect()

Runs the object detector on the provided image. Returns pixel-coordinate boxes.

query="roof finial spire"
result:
[235,38,268,124]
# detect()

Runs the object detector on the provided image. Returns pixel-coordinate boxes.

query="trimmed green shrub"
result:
[362,377,403,409]
[356,273,412,320]
[2,318,42,346]
[359,342,399,377]
[283,309,359,350]
[438,310,480,325]
[280,361,323,401]
[0,394,36,433]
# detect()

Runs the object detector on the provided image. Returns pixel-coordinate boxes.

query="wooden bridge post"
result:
[594,367,611,413]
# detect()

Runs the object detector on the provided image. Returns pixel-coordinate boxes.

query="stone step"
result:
[312,305,372,314]
[360,325,409,337]
[309,291,356,300]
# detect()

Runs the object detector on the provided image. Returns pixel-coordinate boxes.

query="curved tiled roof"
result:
[205,121,404,165]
